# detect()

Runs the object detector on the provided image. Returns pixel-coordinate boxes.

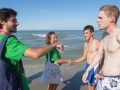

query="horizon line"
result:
[18,29,100,31]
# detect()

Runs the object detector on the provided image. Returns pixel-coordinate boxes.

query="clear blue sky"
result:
[0,0,120,30]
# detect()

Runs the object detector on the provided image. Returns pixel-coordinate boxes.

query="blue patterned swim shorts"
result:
[96,75,120,90]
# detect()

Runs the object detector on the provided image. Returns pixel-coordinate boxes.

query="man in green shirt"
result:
[0,8,64,90]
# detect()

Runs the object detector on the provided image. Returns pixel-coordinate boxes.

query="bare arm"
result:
[97,32,106,74]
[75,43,87,63]
[96,53,104,82]
[99,53,104,74]
[24,44,63,59]
[116,29,120,44]
[54,59,70,64]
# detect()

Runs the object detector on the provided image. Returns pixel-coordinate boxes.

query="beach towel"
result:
[40,52,63,84]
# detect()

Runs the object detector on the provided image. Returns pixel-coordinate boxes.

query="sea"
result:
[12,30,104,66]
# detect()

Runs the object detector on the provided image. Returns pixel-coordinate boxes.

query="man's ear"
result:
[92,32,94,36]
[0,20,2,24]
[110,15,115,23]
[0,20,3,24]
[0,20,5,26]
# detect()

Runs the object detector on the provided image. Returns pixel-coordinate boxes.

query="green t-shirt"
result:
[45,48,61,63]
[0,34,29,90]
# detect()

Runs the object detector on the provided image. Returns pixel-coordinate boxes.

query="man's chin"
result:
[85,38,89,40]
[99,29,104,30]
[98,27,104,30]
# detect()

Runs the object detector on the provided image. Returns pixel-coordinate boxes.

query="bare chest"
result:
[103,35,120,53]
[86,42,97,53]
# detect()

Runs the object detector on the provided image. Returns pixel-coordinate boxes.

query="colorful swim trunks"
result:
[85,63,100,85]
[96,75,120,90]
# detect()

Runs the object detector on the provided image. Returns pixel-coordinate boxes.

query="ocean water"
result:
[13,30,104,66]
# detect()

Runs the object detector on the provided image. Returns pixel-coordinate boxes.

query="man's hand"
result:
[82,71,89,83]
[67,60,74,66]
[96,73,101,82]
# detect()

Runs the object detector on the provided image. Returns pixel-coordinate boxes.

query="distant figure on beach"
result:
[0,8,65,90]
[82,4,120,90]
[44,31,74,90]
[74,25,101,90]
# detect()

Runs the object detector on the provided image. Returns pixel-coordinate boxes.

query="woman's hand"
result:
[56,44,64,53]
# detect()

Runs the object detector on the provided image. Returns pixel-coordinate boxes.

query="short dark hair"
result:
[83,25,94,32]
[0,8,17,29]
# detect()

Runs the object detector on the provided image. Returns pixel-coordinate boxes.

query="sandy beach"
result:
[24,61,88,90]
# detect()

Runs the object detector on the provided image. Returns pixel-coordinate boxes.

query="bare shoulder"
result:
[94,39,100,44]
[94,39,101,48]
[84,42,87,48]
[116,29,120,43]
[117,29,120,36]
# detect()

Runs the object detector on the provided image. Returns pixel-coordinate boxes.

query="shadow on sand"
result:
[62,70,87,90]
[27,71,43,84]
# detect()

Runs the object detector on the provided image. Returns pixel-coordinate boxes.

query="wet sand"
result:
[25,61,88,90]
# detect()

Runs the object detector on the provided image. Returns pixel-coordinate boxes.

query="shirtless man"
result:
[74,25,101,90]
[82,4,120,90]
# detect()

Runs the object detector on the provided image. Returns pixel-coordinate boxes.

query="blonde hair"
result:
[46,31,55,45]
[100,4,120,23]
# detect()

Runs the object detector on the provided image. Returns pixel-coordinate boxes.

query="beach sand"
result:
[25,61,88,90]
